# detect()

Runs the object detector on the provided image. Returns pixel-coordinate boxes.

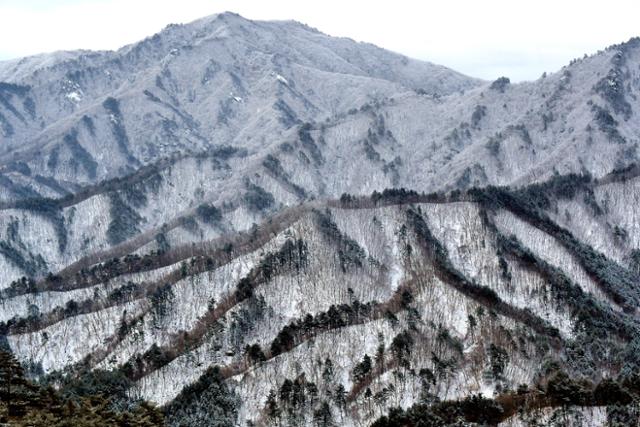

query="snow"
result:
[0,15,634,427]
[493,209,618,310]
[97,250,262,371]
[500,406,608,426]
[8,300,147,373]
[65,91,82,103]
[0,283,107,323]
[275,73,289,85]
[419,203,574,337]
[0,200,610,425]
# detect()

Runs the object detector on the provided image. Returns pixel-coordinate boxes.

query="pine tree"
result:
[0,350,32,417]
[245,344,266,363]
[333,384,346,420]
[266,389,280,423]
[375,333,385,367]
[279,379,294,406]
[352,354,372,384]
[313,401,333,427]
[322,358,334,386]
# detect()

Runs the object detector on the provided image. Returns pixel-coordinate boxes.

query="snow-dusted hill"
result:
[1,11,640,427]
[0,12,638,203]
[3,171,640,425]
[0,12,477,187]
[0,22,638,287]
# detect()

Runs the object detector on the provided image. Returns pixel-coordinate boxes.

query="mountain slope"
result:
[3,171,640,426]
[0,33,639,289]
[0,12,478,186]
[1,12,640,427]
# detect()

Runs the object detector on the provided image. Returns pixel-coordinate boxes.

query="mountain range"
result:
[1,11,640,426]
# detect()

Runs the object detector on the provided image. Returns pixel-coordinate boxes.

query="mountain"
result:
[0,12,477,187]
[1,11,640,427]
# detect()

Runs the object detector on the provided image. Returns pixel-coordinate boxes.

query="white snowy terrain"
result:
[1,11,640,427]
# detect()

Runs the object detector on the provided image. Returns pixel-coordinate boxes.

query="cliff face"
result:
[1,12,640,427]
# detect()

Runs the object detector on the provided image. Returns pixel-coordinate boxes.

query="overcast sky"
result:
[1,0,639,81]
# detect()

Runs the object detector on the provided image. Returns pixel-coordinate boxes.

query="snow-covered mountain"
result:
[1,11,640,427]
[0,12,477,187]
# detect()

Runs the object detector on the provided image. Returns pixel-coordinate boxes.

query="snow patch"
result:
[275,74,289,85]
[65,91,82,103]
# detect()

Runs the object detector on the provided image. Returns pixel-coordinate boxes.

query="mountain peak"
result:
[2,10,640,427]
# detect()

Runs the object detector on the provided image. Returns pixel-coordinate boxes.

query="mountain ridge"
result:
[2,12,640,427]
[4,170,640,426]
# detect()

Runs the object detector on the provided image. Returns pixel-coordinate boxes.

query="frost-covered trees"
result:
[490,77,510,92]
[164,366,238,427]
[196,203,222,224]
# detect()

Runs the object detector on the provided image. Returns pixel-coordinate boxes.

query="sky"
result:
[0,0,639,82]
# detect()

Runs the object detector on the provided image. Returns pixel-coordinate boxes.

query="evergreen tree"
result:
[245,344,266,363]
[0,350,32,417]
[164,365,238,427]
[265,389,280,423]
[352,354,373,383]
[333,384,347,418]
[322,358,334,385]
[313,401,334,427]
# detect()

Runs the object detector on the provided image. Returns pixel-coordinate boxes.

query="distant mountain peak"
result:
[2,12,640,427]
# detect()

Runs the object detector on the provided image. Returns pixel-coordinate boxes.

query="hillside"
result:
[0,12,477,187]
[2,170,640,425]
[1,11,640,427]
[0,16,638,290]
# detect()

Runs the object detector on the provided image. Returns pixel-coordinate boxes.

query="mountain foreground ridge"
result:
[1,11,640,427]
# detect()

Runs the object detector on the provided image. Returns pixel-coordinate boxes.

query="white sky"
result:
[0,0,639,81]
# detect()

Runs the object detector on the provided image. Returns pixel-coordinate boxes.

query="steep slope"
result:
[0,15,638,289]
[1,20,639,206]
[1,12,640,427]
[0,20,638,290]
[3,171,640,426]
[314,37,640,191]
[1,37,640,287]
[0,12,478,189]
